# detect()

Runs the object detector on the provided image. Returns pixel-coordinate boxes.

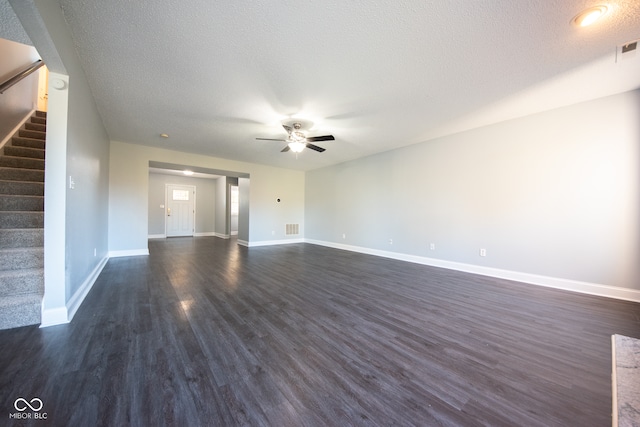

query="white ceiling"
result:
[55,0,640,171]
[0,0,32,45]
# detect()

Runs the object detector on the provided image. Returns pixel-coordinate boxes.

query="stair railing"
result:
[0,60,44,95]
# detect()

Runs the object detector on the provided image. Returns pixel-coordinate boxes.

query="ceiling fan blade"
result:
[256,137,287,141]
[305,143,326,152]
[305,135,335,142]
[282,124,293,133]
[281,146,291,152]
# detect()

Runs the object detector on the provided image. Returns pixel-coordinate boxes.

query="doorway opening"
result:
[229,184,239,236]
[165,184,195,237]
[148,162,250,243]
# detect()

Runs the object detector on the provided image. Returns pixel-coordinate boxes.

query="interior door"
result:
[166,184,195,237]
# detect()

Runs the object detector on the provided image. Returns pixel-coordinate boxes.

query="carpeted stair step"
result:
[0,110,46,331]
[24,122,46,133]
[0,247,44,271]
[35,111,46,118]
[0,180,44,196]
[0,167,44,182]
[0,294,41,329]
[0,156,45,170]
[0,195,44,211]
[11,136,46,150]
[18,129,45,140]
[3,146,45,159]
[0,268,43,297]
[0,211,44,228]
[0,229,44,249]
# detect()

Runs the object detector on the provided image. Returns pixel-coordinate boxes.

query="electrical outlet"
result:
[342,233,346,239]
[430,243,435,250]
[480,248,487,257]
[272,230,275,236]
[94,248,97,257]
[389,238,393,245]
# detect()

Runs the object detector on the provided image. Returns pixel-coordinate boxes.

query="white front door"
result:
[166,184,195,237]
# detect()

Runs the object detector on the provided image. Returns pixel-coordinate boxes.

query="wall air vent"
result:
[285,224,299,235]
[616,39,639,63]
[621,41,637,54]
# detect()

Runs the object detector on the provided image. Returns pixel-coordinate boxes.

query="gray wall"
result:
[306,90,640,290]
[38,0,109,302]
[109,141,304,252]
[238,177,250,242]
[64,70,110,301]
[148,172,216,236]
[215,176,228,236]
[0,37,39,141]
[19,0,110,315]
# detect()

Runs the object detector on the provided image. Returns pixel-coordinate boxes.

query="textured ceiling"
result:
[0,0,32,45]
[56,0,640,171]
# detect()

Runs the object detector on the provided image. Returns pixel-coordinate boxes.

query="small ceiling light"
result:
[572,5,608,27]
[160,133,169,138]
[288,141,306,153]
[183,170,194,176]
[51,78,66,90]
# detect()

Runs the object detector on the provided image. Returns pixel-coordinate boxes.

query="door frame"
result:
[165,183,196,237]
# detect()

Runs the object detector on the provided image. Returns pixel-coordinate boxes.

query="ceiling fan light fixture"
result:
[291,130,306,141]
[572,5,608,27]
[288,141,306,153]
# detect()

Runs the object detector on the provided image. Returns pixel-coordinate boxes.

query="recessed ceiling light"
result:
[160,133,169,138]
[183,170,194,176]
[572,5,608,27]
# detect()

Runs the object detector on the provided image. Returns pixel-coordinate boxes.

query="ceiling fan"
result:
[256,122,334,153]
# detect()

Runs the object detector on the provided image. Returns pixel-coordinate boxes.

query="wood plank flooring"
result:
[1,237,639,426]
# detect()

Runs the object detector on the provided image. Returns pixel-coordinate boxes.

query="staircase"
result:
[0,111,46,329]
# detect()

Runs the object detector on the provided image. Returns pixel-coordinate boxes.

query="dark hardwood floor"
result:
[1,237,639,426]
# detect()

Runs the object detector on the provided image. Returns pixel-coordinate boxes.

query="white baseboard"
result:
[242,238,304,247]
[305,239,640,303]
[108,248,149,258]
[237,239,249,247]
[231,231,238,236]
[40,306,69,328]
[41,256,109,328]
[194,232,216,237]
[148,234,166,239]
[66,256,108,322]
[215,233,230,239]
